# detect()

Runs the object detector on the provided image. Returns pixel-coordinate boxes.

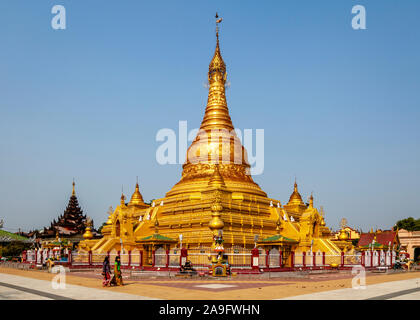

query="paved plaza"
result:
[0,267,419,300]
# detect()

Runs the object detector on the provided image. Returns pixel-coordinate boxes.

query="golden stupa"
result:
[78,17,344,264]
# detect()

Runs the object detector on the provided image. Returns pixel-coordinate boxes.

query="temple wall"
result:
[398,229,420,258]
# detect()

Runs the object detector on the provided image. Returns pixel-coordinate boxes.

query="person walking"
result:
[110,256,123,286]
[102,256,111,287]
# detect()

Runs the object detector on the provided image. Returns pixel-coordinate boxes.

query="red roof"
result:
[358,230,397,247]
[358,233,375,246]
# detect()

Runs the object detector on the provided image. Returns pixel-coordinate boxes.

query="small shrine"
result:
[330,219,356,252]
[208,188,230,277]
[209,232,230,277]
[40,231,73,261]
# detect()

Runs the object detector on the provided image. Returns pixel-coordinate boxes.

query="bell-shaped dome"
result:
[129,183,146,206]
[338,229,349,240]
[287,182,304,206]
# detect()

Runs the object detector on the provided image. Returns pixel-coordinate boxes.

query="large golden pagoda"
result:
[78,17,344,264]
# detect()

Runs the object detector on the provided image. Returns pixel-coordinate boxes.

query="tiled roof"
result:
[140,234,175,241]
[261,234,297,242]
[358,230,396,247]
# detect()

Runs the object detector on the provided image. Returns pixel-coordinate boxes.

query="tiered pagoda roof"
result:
[41,182,94,239]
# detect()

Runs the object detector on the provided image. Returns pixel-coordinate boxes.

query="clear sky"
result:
[0,0,419,233]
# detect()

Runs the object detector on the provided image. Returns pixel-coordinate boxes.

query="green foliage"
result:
[0,241,31,257]
[394,217,420,231]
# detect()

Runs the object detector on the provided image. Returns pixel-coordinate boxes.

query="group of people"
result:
[102,256,123,287]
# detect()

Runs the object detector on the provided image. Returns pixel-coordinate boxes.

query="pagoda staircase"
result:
[316,239,341,255]
[92,238,119,253]
[90,237,108,252]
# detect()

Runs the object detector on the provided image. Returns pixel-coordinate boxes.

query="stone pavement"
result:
[0,267,419,300]
[281,277,420,300]
[0,273,157,300]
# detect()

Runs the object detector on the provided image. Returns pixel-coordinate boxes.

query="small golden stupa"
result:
[83,218,94,240]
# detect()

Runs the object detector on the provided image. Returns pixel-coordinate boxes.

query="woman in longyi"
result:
[110,256,123,286]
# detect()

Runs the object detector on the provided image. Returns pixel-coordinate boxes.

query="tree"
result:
[394,217,420,231]
[1,241,32,257]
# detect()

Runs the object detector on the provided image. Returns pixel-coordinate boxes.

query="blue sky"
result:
[0,0,419,232]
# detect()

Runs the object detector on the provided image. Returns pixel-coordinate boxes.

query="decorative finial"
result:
[120,192,125,206]
[106,206,114,225]
[215,12,222,41]
[209,190,224,235]
[208,164,226,188]
[83,218,93,240]
[340,218,348,230]
[154,216,159,234]
[72,179,76,196]
[276,218,282,234]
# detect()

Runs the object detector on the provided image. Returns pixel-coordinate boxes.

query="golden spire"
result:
[129,181,146,206]
[72,179,76,196]
[287,181,304,206]
[166,14,266,198]
[201,13,232,131]
[320,206,326,226]
[120,192,126,206]
[309,193,314,208]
